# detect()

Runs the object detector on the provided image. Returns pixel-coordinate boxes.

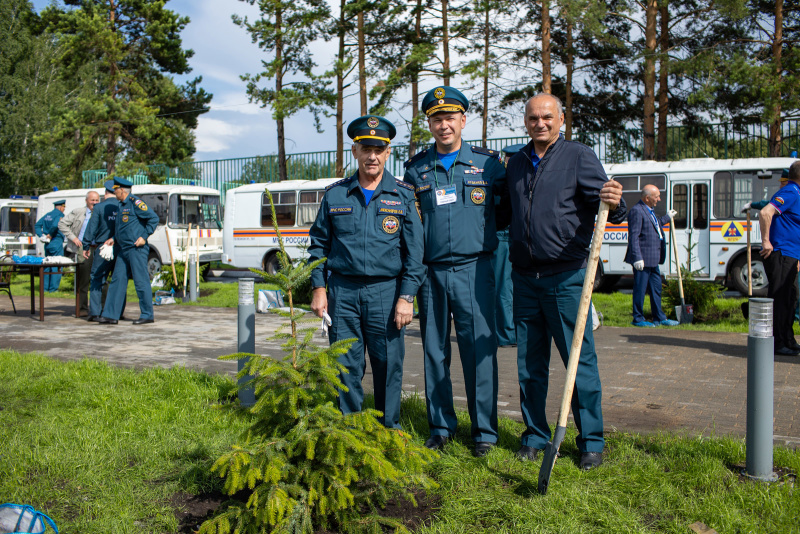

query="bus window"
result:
[672,184,688,229]
[297,190,323,227]
[137,194,169,225]
[170,194,222,229]
[262,191,297,227]
[693,183,708,229]
[714,169,783,219]
[0,207,35,234]
[613,173,668,217]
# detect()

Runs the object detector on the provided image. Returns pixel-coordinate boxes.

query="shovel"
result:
[741,211,752,319]
[538,201,610,495]
[668,214,694,324]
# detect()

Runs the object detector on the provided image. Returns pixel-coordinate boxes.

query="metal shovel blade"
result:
[537,425,567,495]
[675,301,694,324]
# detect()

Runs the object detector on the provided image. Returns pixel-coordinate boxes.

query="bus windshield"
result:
[0,206,35,235]
[170,194,222,229]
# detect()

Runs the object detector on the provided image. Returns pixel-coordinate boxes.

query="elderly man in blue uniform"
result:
[758,161,800,356]
[506,93,626,470]
[99,177,159,325]
[83,180,127,322]
[308,115,424,429]
[493,143,525,347]
[403,86,508,457]
[625,184,679,327]
[35,199,66,292]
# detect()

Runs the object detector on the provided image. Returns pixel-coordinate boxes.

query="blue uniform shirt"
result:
[35,208,65,250]
[308,170,425,296]
[111,194,159,249]
[83,197,118,249]
[404,143,507,265]
[769,181,800,259]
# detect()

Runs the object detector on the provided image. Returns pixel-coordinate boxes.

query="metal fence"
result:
[82,119,800,200]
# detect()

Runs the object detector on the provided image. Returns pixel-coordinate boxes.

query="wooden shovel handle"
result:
[668,214,685,301]
[183,223,192,290]
[165,226,178,286]
[556,201,611,428]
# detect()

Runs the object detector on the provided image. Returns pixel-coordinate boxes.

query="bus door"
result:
[670,180,710,275]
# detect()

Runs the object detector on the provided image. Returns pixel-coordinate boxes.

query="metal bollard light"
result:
[745,297,777,482]
[188,254,197,302]
[237,277,256,407]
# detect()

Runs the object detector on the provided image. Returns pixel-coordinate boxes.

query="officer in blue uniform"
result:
[35,199,66,292]
[403,86,509,456]
[308,115,424,429]
[83,180,126,322]
[493,144,525,347]
[99,177,159,325]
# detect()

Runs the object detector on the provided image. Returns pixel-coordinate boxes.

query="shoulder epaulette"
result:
[404,149,428,169]
[325,176,354,191]
[395,179,414,191]
[471,146,500,159]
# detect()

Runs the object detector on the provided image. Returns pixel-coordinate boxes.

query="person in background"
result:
[625,184,679,327]
[99,177,159,325]
[308,115,424,429]
[34,199,66,292]
[59,190,100,316]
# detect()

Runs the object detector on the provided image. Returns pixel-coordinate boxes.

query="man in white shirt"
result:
[58,191,100,316]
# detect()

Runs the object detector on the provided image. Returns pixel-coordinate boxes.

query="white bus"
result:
[222,179,339,273]
[0,197,38,256]
[37,185,223,278]
[597,157,798,295]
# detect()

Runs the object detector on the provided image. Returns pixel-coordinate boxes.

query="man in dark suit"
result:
[625,184,679,327]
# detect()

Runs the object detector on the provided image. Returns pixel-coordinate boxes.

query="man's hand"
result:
[600,179,623,209]
[82,250,90,260]
[134,237,146,247]
[104,238,114,247]
[668,209,677,218]
[394,299,414,329]
[72,237,82,248]
[741,202,752,213]
[633,260,645,271]
[759,240,773,259]
[310,287,328,319]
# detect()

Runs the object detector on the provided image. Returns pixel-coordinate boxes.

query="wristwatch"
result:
[398,294,414,303]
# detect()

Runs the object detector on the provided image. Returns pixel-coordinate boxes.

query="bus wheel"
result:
[730,253,769,297]
[147,252,162,280]
[263,253,281,275]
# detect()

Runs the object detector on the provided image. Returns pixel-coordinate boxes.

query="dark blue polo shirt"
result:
[769,181,800,260]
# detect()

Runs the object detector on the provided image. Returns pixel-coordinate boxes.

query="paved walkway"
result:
[1,299,798,448]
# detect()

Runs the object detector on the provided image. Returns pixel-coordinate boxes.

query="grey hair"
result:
[524,93,564,116]
[86,190,100,199]
[641,183,659,199]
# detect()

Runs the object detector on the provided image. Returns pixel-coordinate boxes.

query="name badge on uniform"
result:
[436,185,457,206]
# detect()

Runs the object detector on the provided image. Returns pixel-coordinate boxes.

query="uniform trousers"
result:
[327,274,405,429]
[43,242,62,292]
[102,244,153,321]
[764,250,799,350]
[512,268,604,453]
[632,265,667,323]
[418,256,498,443]
[492,230,516,346]
[89,247,125,318]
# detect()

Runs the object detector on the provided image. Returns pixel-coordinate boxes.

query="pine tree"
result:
[200,189,436,534]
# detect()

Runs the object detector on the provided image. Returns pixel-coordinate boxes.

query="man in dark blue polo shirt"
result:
[759,161,800,356]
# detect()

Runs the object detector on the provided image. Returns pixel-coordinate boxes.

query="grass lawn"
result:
[1,350,797,534]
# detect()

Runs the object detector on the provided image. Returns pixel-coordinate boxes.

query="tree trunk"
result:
[541,0,551,94]
[657,3,669,161]
[769,0,783,157]
[565,18,573,140]
[106,0,117,175]
[276,7,287,182]
[409,0,423,157]
[642,0,657,160]
[441,0,450,85]
[358,10,367,115]
[336,0,345,177]
[482,4,489,145]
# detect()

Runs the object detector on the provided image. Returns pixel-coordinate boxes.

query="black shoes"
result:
[133,318,154,325]
[423,435,449,450]
[775,346,800,356]
[516,445,541,461]
[473,442,494,457]
[98,317,118,325]
[87,315,99,322]
[580,452,603,470]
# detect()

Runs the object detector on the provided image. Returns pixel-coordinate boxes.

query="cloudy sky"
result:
[31,0,524,163]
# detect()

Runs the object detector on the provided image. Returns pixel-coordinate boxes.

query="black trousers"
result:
[765,250,799,349]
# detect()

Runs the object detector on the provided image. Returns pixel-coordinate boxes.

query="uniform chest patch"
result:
[122,214,129,223]
[378,207,405,216]
[464,167,484,175]
[380,199,402,206]
[329,206,353,215]
[382,216,399,234]
[465,179,488,187]
[471,188,486,204]
[416,183,432,193]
